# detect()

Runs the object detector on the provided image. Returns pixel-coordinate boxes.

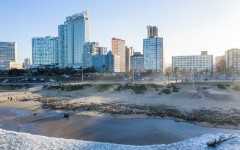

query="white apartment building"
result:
[58,11,90,68]
[32,36,58,66]
[172,51,213,72]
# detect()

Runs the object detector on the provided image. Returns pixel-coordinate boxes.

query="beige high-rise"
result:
[125,47,134,72]
[112,37,126,72]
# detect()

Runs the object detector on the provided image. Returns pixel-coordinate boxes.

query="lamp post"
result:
[132,69,134,83]
[192,62,195,87]
[81,66,84,82]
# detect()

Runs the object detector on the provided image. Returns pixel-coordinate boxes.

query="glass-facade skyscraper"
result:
[32,36,58,66]
[143,26,164,72]
[58,11,90,68]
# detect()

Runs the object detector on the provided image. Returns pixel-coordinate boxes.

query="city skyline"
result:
[1,0,240,64]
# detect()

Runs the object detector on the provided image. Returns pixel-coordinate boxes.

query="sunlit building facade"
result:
[172,51,213,72]
[125,47,134,72]
[112,37,126,72]
[225,48,240,74]
[58,11,90,68]
[32,36,58,66]
[143,38,164,72]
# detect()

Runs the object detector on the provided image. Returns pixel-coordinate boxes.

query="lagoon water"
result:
[0,108,240,145]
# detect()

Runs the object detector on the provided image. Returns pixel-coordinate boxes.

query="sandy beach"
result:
[1,83,240,130]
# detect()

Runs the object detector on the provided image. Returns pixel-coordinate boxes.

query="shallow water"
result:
[0,108,240,145]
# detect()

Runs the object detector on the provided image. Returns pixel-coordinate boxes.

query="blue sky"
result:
[1,0,240,64]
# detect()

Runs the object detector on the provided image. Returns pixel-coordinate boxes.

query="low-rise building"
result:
[0,61,22,70]
[172,51,213,72]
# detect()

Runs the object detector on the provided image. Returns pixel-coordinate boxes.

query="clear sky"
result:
[1,0,240,65]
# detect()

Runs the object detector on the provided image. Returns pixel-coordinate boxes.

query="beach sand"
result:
[1,83,240,130]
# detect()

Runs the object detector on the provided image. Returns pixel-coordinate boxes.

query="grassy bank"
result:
[47,84,91,91]
[47,83,166,94]
[0,84,33,90]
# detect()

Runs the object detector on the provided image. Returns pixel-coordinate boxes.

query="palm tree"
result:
[173,66,179,83]
[165,67,172,85]
[179,69,187,82]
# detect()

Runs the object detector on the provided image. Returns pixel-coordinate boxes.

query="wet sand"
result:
[1,108,240,145]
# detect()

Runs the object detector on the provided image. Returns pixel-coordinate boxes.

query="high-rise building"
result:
[0,42,17,63]
[113,55,121,72]
[0,41,22,70]
[23,58,31,69]
[225,48,240,74]
[215,55,226,74]
[83,42,99,68]
[125,47,134,72]
[92,51,115,73]
[83,42,107,68]
[112,37,126,72]
[131,52,144,71]
[143,26,164,72]
[32,36,58,66]
[172,51,213,72]
[92,55,107,73]
[58,11,90,68]
[97,47,107,55]
[147,26,158,38]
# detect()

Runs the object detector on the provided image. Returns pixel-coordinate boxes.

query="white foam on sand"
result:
[0,129,240,150]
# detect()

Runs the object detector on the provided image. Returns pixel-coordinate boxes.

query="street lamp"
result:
[192,62,195,87]
[80,66,84,82]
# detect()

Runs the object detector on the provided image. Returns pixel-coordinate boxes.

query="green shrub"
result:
[171,84,180,92]
[217,84,226,89]
[233,85,240,91]
[66,84,91,91]
[225,84,230,87]
[166,85,171,89]
[172,87,179,92]
[146,84,164,91]
[95,84,112,92]
[95,83,123,92]
[161,88,171,94]
[124,83,147,94]
[113,83,123,91]
[48,84,91,91]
